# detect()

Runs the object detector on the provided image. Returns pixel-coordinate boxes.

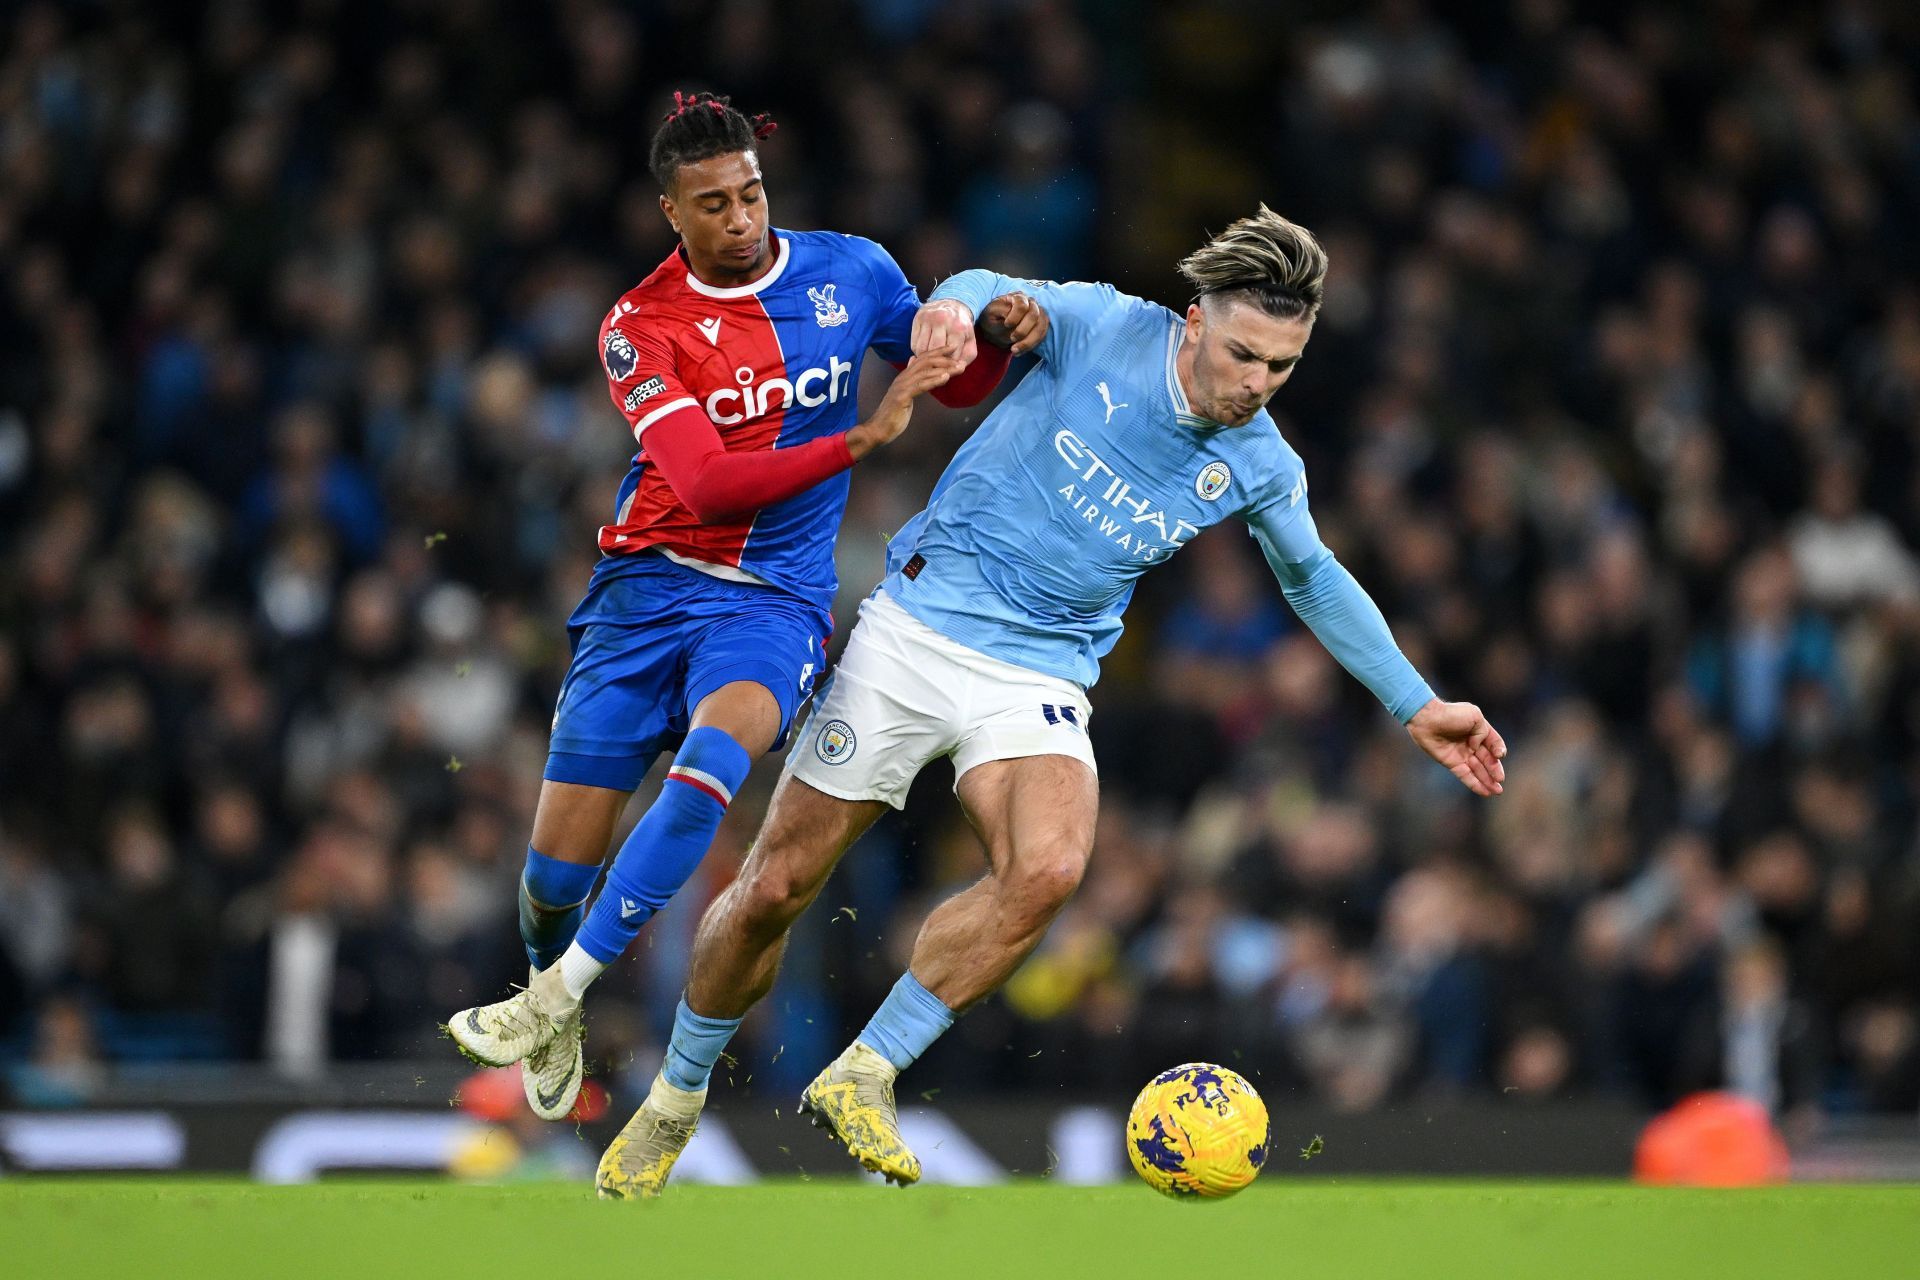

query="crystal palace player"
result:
[444,94,1038,1169]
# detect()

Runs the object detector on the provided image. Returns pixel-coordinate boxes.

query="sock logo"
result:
[619,897,646,920]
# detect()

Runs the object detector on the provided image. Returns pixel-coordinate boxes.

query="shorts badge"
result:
[816,719,856,764]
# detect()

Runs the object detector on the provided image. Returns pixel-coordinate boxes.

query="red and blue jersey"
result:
[592,228,919,616]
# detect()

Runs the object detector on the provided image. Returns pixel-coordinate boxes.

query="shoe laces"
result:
[491,992,556,1043]
[848,1068,899,1118]
[644,1110,697,1151]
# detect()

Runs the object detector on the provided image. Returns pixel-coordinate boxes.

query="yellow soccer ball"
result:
[1126,1062,1271,1198]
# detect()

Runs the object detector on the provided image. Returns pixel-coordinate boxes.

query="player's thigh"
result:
[684,598,828,756]
[545,615,684,796]
[529,779,632,865]
[735,771,889,911]
[954,752,1099,885]
[950,667,1099,876]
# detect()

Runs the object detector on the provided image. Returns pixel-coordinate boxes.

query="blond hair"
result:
[1177,204,1327,321]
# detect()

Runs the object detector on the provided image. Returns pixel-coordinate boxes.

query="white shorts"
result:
[786,591,1096,809]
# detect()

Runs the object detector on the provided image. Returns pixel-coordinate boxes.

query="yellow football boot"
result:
[595,1077,705,1200]
[798,1041,921,1186]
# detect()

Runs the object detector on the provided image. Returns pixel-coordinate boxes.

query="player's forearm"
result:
[645,410,854,523]
[928,269,1026,322]
[1270,547,1435,723]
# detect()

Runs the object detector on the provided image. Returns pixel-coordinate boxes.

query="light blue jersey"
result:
[881,272,1434,722]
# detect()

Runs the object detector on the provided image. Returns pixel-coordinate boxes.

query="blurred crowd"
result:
[3,0,1919,1122]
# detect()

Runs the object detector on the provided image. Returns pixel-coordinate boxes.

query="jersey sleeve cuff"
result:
[1391,682,1438,724]
[928,270,1001,321]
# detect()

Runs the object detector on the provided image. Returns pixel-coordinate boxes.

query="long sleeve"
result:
[929,271,1124,367]
[1250,498,1435,724]
[926,341,1010,408]
[642,407,854,524]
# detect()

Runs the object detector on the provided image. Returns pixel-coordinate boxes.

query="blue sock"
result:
[663,998,744,1092]
[574,726,753,964]
[519,847,601,970]
[858,971,955,1072]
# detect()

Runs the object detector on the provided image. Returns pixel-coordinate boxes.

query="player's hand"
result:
[1405,698,1507,797]
[979,292,1048,355]
[911,300,978,366]
[846,350,966,459]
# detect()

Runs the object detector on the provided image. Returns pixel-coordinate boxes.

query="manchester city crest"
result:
[816,719,856,764]
[1196,461,1232,501]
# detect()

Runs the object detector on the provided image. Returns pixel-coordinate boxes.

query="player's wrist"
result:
[923,297,975,327]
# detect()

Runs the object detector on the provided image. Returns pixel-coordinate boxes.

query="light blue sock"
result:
[663,998,744,1092]
[858,971,955,1072]
[575,726,752,964]
[519,847,601,970]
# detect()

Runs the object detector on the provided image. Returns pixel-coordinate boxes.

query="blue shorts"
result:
[544,553,829,792]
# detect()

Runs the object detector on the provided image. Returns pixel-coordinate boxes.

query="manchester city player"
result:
[643,206,1509,1189]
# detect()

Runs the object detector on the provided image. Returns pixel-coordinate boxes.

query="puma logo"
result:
[1097,381,1128,423]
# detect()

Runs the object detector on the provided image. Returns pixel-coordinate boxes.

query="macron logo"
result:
[619,897,645,920]
[697,317,722,345]
[1097,381,1128,423]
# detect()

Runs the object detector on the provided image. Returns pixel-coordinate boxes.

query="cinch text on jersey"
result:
[706,357,857,425]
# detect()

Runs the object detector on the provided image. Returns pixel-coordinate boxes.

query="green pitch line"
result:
[3,1179,1916,1280]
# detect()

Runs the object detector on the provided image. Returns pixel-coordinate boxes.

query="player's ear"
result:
[659,191,680,236]
[1185,302,1206,344]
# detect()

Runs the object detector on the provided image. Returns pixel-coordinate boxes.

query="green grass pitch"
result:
[4,1179,1917,1279]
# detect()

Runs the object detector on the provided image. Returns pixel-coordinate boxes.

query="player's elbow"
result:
[684,498,741,524]
[928,381,982,410]
[674,483,745,525]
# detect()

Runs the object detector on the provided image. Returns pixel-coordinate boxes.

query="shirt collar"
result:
[1165,316,1227,430]
[680,232,790,299]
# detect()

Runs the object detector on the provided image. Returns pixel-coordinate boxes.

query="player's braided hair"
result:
[1177,205,1327,322]
[649,90,778,191]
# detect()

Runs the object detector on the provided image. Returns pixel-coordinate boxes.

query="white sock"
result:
[648,1072,707,1121]
[556,943,607,1000]
[848,1040,901,1082]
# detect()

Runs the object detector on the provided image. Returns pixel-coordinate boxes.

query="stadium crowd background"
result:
[3,0,1919,1126]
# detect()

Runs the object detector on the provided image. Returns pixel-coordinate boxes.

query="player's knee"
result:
[736,863,813,931]
[1009,847,1088,921]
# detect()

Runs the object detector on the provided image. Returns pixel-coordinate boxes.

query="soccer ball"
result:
[1125,1062,1271,1198]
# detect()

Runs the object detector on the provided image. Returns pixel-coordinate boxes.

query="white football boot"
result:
[518,967,585,1120]
[444,965,577,1084]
